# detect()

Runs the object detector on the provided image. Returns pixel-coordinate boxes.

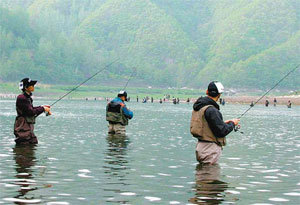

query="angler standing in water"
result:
[14,78,51,145]
[190,81,239,164]
[106,91,133,135]
[265,99,269,107]
[287,100,292,108]
[273,98,277,106]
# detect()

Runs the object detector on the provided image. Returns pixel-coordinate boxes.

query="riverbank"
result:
[1,93,299,105]
[1,83,299,105]
[0,83,205,99]
[224,95,300,105]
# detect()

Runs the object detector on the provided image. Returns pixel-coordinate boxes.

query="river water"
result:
[0,99,299,204]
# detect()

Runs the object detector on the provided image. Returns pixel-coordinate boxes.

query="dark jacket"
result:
[16,92,44,117]
[14,92,44,144]
[193,96,234,138]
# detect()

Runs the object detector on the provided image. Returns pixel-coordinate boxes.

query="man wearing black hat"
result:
[106,91,133,135]
[14,78,51,145]
[190,81,240,164]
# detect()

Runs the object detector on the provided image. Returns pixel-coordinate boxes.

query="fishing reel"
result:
[43,105,51,116]
[234,124,244,134]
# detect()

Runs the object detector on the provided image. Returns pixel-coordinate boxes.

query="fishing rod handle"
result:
[44,105,51,116]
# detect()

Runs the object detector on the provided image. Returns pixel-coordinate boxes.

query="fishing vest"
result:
[190,105,226,146]
[16,97,36,124]
[106,102,128,126]
[16,107,36,124]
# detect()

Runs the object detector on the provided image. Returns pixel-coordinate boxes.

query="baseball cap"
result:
[118,90,128,101]
[19,78,37,90]
[208,81,224,97]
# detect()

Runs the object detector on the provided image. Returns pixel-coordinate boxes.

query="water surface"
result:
[0,99,299,204]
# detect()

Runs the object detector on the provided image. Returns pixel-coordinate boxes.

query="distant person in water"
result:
[250,101,254,107]
[173,97,176,104]
[221,98,225,106]
[106,91,133,135]
[287,100,292,108]
[274,98,277,106]
[190,81,239,164]
[159,99,162,104]
[14,78,51,145]
[265,100,269,107]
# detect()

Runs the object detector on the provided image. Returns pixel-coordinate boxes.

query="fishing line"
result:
[49,58,120,107]
[48,22,147,108]
[46,18,173,111]
[234,63,300,132]
[238,63,300,119]
[123,67,137,90]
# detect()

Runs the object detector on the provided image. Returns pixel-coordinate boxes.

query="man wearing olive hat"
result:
[106,91,133,135]
[190,81,240,164]
[14,78,51,145]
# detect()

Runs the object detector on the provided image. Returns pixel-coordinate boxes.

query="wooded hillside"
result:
[1,0,299,89]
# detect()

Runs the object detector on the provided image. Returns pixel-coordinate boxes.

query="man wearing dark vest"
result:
[14,78,51,145]
[106,91,133,135]
[190,81,239,164]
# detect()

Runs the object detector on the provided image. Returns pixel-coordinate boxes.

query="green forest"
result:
[0,0,299,89]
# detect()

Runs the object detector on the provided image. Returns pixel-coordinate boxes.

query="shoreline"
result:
[1,93,300,105]
[223,95,300,105]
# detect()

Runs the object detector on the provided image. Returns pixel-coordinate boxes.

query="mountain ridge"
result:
[0,0,299,89]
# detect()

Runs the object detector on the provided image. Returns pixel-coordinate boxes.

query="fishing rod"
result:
[49,58,120,107]
[123,67,137,90]
[47,31,153,110]
[234,63,300,132]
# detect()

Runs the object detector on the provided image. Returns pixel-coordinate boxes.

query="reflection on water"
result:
[13,145,38,203]
[104,134,131,203]
[189,164,230,204]
[104,134,130,178]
